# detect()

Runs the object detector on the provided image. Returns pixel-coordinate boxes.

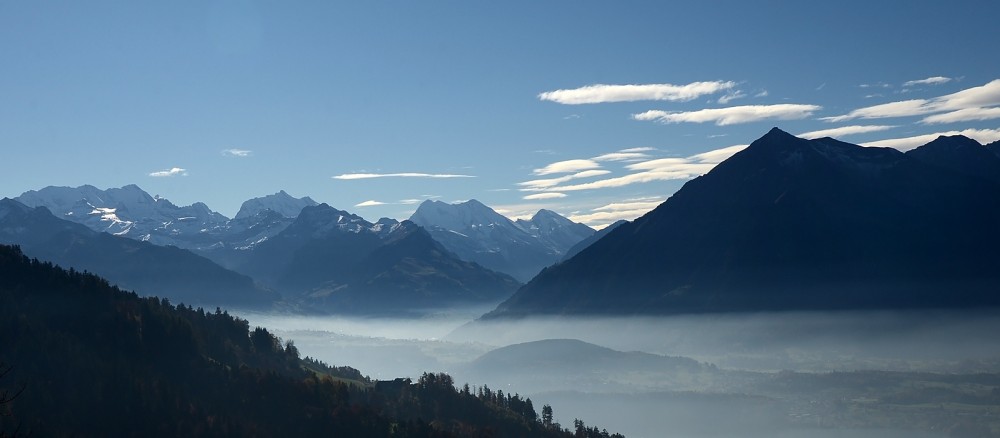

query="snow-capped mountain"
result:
[15,185,311,252]
[0,197,279,308]
[409,199,593,282]
[16,184,229,247]
[234,190,317,219]
[515,209,595,255]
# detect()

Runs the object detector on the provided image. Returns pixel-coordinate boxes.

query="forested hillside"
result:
[0,244,618,437]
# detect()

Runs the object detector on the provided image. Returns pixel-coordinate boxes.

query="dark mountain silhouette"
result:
[0,198,278,308]
[485,128,1000,318]
[0,244,608,437]
[906,135,1000,184]
[986,140,1000,158]
[227,204,520,314]
[560,220,628,262]
[410,200,592,282]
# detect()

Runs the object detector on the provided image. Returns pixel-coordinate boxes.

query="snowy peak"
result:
[410,199,515,231]
[408,199,593,281]
[15,184,230,245]
[234,190,318,219]
[283,203,389,238]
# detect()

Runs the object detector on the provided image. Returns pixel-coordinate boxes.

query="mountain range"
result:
[0,198,279,308]
[486,128,1000,318]
[409,200,594,282]
[215,203,521,314]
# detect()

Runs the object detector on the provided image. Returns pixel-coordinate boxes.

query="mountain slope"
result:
[410,200,591,282]
[230,204,520,314]
[486,128,1000,318]
[0,244,598,438]
[0,198,278,308]
[560,220,627,262]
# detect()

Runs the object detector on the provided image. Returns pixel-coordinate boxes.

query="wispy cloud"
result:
[824,79,1000,122]
[221,148,252,157]
[592,151,651,162]
[333,172,474,180]
[921,107,1000,124]
[633,104,821,126]
[717,90,746,104]
[798,125,896,140]
[619,147,655,153]
[755,90,770,97]
[567,198,664,227]
[519,170,611,191]
[535,143,749,193]
[903,76,952,87]
[399,199,423,205]
[149,167,187,177]
[862,128,1000,151]
[523,192,568,200]
[532,159,601,175]
[538,81,736,105]
[355,200,386,207]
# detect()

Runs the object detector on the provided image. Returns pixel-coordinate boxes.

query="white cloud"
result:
[149,167,187,177]
[903,76,952,87]
[689,144,748,163]
[824,79,1000,122]
[821,100,929,122]
[221,148,252,157]
[592,151,651,162]
[921,107,1000,124]
[755,90,770,97]
[567,199,664,227]
[523,192,568,200]
[532,159,601,175]
[518,169,611,191]
[399,199,423,205]
[798,125,896,140]
[332,172,474,180]
[355,200,386,207]
[633,104,821,126]
[538,81,736,105]
[593,199,664,212]
[536,143,748,193]
[619,147,655,153]
[717,90,746,104]
[862,128,1000,151]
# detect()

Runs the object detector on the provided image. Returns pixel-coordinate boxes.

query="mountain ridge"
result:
[485,128,1000,318]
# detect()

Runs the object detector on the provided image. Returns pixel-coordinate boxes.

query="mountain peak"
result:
[234,190,318,219]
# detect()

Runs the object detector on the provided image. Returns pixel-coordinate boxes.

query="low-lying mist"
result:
[235,309,1000,438]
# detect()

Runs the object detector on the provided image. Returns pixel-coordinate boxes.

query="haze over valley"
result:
[3,1,1000,437]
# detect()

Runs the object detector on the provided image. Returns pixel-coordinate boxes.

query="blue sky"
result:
[3,1,999,228]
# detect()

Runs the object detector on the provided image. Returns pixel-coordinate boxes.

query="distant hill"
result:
[226,204,520,314]
[410,200,592,282]
[0,244,605,437]
[0,198,278,308]
[485,128,1000,318]
[460,339,709,394]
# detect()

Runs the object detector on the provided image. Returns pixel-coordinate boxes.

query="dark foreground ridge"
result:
[486,128,1000,318]
[0,244,620,437]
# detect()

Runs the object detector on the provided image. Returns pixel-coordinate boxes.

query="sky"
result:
[2,1,999,228]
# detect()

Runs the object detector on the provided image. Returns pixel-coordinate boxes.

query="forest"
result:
[0,244,621,437]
